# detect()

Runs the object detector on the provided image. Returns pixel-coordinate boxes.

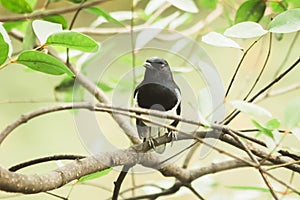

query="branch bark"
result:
[1,130,299,194]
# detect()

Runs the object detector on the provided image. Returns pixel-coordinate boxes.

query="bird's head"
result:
[143,57,170,72]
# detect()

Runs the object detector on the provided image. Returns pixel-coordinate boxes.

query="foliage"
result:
[0,0,300,199]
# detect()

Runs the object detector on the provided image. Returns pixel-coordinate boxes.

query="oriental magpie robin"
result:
[134,57,181,153]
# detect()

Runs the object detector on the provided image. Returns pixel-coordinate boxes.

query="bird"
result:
[134,57,181,153]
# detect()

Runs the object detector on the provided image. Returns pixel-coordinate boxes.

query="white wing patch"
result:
[133,91,139,108]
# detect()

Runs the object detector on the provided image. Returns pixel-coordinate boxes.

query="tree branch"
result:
[224,56,300,125]
[9,155,86,172]
[0,128,299,195]
[0,0,109,22]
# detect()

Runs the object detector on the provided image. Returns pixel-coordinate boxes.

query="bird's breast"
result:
[134,83,181,127]
[136,83,179,111]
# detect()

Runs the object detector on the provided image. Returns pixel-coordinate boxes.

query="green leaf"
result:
[0,0,32,13]
[0,23,12,58]
[85,7,125,27]
[32,20,63,44]
[274,33,284,41]
[167,0,199,13]
[270,0,288,13]
[0,34,9,66]
[252,119,274,138]
[224,22,268,38]
[284,96,300,128]
[77,168,112,183]
[202,32,242,49]
[25,0,37,10]
[269,8,300,33]
[23,21,36,50]
[198,0,218,9]
[97,81,115,92]
[55,77,75,92]
[68,0,83,3]
[17,51,74,77]
[46,31,99,52]
[230,100,272,117]
[234,0,266,23]
[286,0,300,8]
[43,15,68,29]
[2,21,25,32]
[266,118,280,130]
[226,185,270,192]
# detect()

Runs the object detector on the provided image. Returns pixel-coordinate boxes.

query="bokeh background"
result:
[0,0,299,199]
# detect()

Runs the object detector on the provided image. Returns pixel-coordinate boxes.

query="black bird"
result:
[134,57,181,153]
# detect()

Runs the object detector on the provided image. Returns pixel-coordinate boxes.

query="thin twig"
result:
[159,141,199,166]
[221,37,263,124]
[255,82,300,102]
[182,142,200,169]
[280,172,294,200]
[267,160,300,171]
[278,150,300,161]
[130,0,137,106]
[224,128,279,199]
[74,4,223,39]
[184,184,205,200]
[273,32,299,78]
[9,155,85,172]
[224,36,262,98]
[119,184,164,196]
[45,192,68,200]
[112,164,135,200]
[222,34,273,125]
[223,56,300,125]
[124,182,182,200]
[42,0,51,10]
[0,0,109,22]
[66,0,86,66]
[243,33,273,101]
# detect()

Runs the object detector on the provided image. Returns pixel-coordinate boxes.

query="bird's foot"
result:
[167,131,177,146]
[147,138,165,154]
[147,138,157,149]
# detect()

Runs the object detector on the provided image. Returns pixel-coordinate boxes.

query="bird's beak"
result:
[143,61,154,70]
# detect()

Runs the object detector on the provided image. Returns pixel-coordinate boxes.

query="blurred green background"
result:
[0,0,300,199]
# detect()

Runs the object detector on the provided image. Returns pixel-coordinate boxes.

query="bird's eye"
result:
[160,64,166,70]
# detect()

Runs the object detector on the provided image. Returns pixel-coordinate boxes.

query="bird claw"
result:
[167,131,177,146]
[147,138,166,153]
[148,138,157,149]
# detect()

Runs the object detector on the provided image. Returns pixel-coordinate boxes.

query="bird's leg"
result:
[143,127,159,151]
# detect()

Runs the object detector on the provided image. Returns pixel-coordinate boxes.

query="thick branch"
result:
[0,130,299,194]
[0,148,137,194]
